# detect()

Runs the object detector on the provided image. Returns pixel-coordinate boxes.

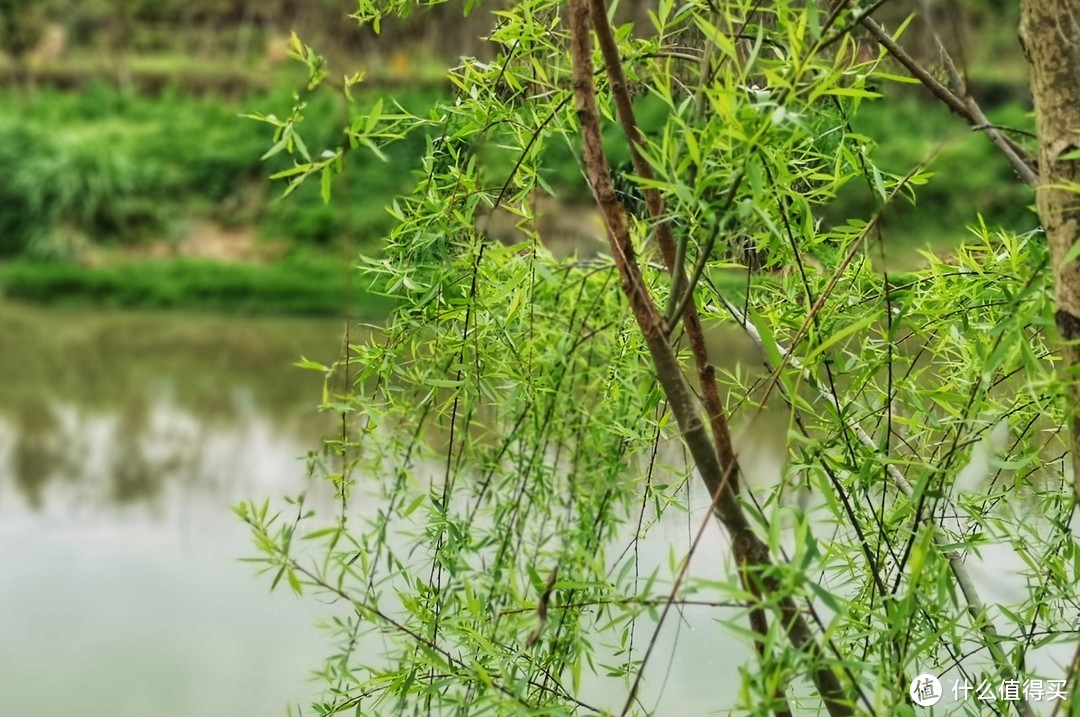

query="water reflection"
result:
[0,301,345,717]
[0,302,344,505]
[0,300,1071,716]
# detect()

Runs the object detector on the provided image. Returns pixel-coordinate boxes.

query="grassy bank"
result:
[0,256,394,317]
[0,81,442,259]
[0,80,431,316]
[0,70,1038,311]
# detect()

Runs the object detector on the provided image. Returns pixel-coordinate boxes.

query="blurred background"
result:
[0,1,1039,715]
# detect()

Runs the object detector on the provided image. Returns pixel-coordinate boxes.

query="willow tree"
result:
[241,1,1080,714]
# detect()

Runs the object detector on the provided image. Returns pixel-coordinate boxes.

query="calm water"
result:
[0,302,345,717]
[0,302,741,716]
[0,301,1070,716]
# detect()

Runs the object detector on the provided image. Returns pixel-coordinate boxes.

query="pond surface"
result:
[0,301,1070,716]
[0,302,346,717]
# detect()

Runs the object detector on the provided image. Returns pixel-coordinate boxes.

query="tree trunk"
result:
[1020,0,1080,500]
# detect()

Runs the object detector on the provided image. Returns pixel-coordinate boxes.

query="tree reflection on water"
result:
[0,301,345,717]
[0,301,344,509]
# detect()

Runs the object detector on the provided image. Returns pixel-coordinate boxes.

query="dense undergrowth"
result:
[0,72,1037,314]
[0,80,433,314]
[0,81,439,256]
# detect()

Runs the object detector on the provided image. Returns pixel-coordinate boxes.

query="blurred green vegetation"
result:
[0,80,437,315]
[0,81,440,258]
[827,91,1038,265]
[0,78,1039,309]
[0,254,396,316]
[0,0,1040,310]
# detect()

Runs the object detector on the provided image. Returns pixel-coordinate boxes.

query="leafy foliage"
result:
[0,83,440,258]
[240,1,1078,715]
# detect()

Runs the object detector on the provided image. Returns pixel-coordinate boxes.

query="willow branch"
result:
[713,293,1036,717]
[664,176,744,338]
[585,0,742,497]
[666,231,689,324]
[238,519,602,714]
[860,16,1039,187]
[588,1,790,713]
[569,2,854,714]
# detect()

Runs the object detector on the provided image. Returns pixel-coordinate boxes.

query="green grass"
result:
[0,79,437,315]
[0,70,1039,309]
[0,256,395,317]
[0,81,445,258]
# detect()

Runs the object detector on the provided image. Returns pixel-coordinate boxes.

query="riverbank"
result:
[0,52,1037,313]
[0,254,394,317]
[0,77,429,317]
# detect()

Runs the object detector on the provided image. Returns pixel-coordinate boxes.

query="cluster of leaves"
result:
[240,0,1077,715]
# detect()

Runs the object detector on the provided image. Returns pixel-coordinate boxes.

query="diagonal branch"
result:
[859,16,1039,187]
[568,2,855,714]
[586,0,743,497]
[587,2,787,713]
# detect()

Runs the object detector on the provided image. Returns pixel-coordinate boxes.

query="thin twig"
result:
[711,294,1037,717]
[663,174,745,339]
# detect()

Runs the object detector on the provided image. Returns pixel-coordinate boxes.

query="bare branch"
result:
[860,16,1039,187]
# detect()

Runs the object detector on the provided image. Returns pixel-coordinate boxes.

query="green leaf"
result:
[1062,236,1080,266]
[260,137,289,161]
[748,310,784,371]
[302,527,340,540]
[320,166,332,204]
[804,312,879,364]
[874,72,921,84]
[270,565,286,592]
[692,15,737,61]
[365,98,384,135]
[287,568,303,595]
[269,164,312,180]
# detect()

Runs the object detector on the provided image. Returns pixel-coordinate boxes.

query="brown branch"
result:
[499,597,743,615]
[585,0,741,496]
[568,1,854,715]
[860,16,1039,187]
[587,2,790,713]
